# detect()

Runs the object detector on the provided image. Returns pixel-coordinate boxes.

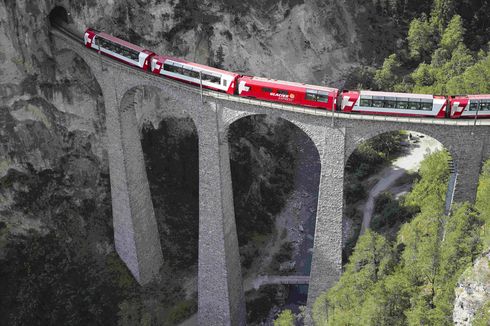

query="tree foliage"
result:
[374,54,403,90]
[274,309,295,326]
[314,152,490,325]
[407,16,436,62]
[373,0,490,95]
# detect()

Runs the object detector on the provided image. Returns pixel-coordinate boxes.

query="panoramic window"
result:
[420,101,433,111]
[305,89,317,101]
[372,98,384,108]
[480,100,490,111]
[384,99,396,108]
[262,87,273,93]
[408,101,421,110]
[316,92,329,103]
[360,98,372,107]
[97,37,139,61]
[203,74,220,84]
[397,100,409,110]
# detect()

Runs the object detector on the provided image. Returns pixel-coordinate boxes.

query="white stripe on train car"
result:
[238,81,250,94]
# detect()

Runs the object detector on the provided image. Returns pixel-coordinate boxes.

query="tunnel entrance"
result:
[49,6,69,27]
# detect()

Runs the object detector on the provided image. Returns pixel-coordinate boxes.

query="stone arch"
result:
[118,84,200,131]
[342,123,454,262]
[221,109,325,152]
[120,85,200,294]
[345,123,458,164]
[226,112,322,311]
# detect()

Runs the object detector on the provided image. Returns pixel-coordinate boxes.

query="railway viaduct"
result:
[51,28,490,325]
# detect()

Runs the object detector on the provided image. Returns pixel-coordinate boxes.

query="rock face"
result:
[1,0,404,92]
[453,251,490,325]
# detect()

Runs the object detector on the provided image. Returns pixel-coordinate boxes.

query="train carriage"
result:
[449,94,490,119]
[341,90,447,118]
[80,27,489,120]
[236,76,338,111]
[84,29,154,70]
[150,55,239,95]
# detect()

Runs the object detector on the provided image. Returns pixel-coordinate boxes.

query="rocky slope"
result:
[1,0,407,91]
[453,251,490,325]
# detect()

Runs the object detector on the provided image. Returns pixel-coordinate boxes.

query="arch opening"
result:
[121,86,199,321]
[228,114,321,323]
[343,130,451,261]
[49,6,70,27]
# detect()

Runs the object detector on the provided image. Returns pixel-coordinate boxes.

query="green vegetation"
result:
[314,153,490,325]
[371,192,417,237]
[476,160,490,248]
[274,309,295,326]
[373,0,490,94]
[246,285,287,324]
[331,4,490,319]
[343,131,405,259]
[473,300,490,326]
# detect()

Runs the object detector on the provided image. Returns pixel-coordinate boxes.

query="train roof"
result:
[95,31,148,53]
[240,76,338,93]
[153,55,239,77]
[453,94,490,100]
[360,90,436,99]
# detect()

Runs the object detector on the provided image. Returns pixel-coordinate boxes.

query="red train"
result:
[84,28,490,119]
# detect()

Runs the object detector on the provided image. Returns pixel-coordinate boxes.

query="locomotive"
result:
[84,28,490,119]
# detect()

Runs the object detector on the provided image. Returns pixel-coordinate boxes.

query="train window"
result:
[480,100,490,111]
[97,37,139,61]
[305,93,316,101]
[420,101,433,111]
[223,79,228,87]
[384,100,396,108]
[316,93,329,103]
[372,99,383,108]
[469,102,479,111]
[163,64,175,72]
[408,101,421,110]
[397,101,409,110]
[203,73,220,84]
[181,68,191,77]
[306,90,317,101]
[181,68,198,79]
[360,98,371,107]
[277,90,288,95]
[262,87,273,93]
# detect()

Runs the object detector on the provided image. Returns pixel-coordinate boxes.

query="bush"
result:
[274,309,295,326]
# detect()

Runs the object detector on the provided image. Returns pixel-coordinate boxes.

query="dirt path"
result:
[360,133,443,234]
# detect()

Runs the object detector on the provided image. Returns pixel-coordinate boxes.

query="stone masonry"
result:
[51,28,490,325]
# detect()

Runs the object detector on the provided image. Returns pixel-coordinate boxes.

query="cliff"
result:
[453,251,490,325]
